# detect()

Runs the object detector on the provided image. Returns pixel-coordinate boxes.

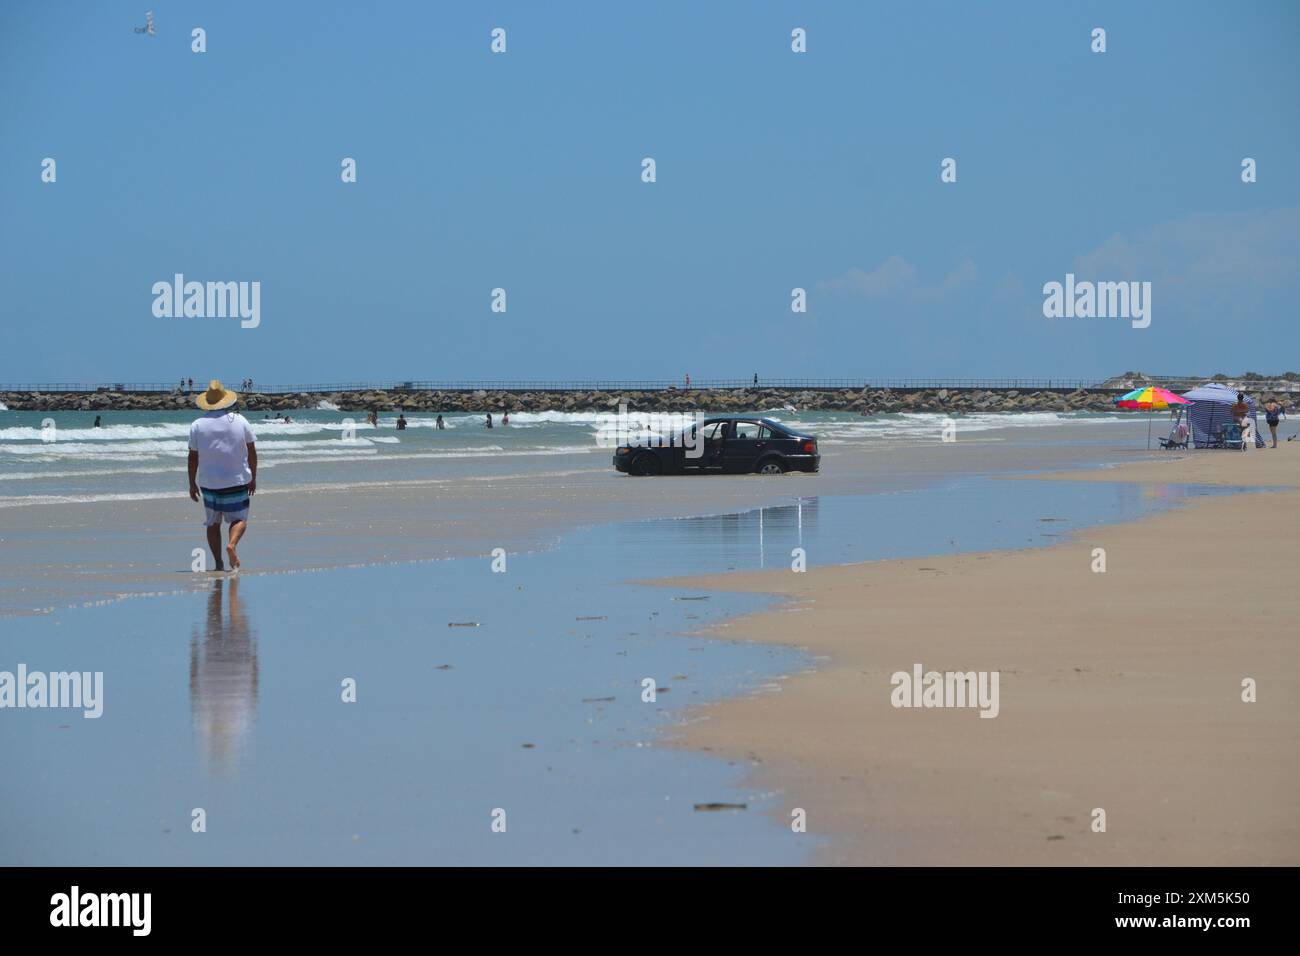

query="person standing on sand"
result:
[187,380,256,572]
[1231,392,1249,426]
[1264,398,1285,448]
[1230,391,1253,448]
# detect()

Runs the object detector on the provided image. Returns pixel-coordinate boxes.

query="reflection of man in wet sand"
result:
[190,576,258,774]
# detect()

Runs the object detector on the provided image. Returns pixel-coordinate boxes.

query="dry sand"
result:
[667,446,1300,865]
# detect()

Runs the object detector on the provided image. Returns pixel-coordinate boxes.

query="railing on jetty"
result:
[2,376,1293,395]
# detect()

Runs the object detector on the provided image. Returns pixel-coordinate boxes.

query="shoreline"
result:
[664,447,1300,865]
[0,426,1163,617]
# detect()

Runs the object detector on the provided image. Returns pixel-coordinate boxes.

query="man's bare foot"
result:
[226,544,240,570]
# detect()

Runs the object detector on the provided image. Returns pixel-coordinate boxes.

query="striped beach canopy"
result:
[1181,383,1266,448]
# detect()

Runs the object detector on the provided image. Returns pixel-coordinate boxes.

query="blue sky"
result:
[2,1,1297,384]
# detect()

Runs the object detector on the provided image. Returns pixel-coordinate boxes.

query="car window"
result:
[700,421,724,440]
[757,425,773,440]
[733,421,761,440]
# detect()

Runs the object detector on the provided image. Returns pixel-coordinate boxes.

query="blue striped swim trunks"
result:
[200,484,250,525]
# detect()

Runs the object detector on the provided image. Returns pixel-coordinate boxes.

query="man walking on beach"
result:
[187,380,257,571]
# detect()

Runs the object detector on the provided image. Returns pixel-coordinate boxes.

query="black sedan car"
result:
[613,417,819,476]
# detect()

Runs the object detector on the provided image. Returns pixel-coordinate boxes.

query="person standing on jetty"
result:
[187,380,257,572]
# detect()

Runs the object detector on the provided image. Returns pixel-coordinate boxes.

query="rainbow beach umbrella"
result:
[1113,386,1193,448]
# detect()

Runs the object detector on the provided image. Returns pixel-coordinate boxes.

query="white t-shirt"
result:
[189,411,257,489]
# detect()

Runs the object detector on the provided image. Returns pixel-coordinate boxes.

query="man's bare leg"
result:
[227,519,247,570]
[206,522,225,571]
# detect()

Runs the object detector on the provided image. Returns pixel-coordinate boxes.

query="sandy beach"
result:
[5,410,1226,867]
[669,446,1300,865]
[0,419,1158,616]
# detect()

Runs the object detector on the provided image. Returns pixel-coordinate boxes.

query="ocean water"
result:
[0,474,1258,866]
[0,407,1138,506]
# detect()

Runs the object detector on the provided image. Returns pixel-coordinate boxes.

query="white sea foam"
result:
[0,465,186,481]
[0,445,604,489]
[0,464,601,508]
[0,491,187,508]
[768,411,1131,443]
[0,409,1136,501]
[0,421,371,441]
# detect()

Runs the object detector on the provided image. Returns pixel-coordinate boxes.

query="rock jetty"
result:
[1,386,1125,414]
[5,375,1295,415]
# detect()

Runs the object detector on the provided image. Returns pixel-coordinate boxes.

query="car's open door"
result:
[687,420,727,471]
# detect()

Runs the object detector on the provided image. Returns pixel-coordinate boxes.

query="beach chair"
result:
[1158,422,1189,450]
[1217,423,1246,451]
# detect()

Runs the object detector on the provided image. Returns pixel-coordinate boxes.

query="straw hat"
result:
[195,379,239,411]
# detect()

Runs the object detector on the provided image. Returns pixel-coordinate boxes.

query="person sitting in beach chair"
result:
[1218,422,1247,451]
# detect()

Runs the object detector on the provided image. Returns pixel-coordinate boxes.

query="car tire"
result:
[630,452,663,476]
[756,457,785,475]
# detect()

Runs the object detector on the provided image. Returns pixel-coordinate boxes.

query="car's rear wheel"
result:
[630,452,663,476]
[756,457,785,475]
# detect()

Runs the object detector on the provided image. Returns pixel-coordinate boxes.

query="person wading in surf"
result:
[187,380,257,571]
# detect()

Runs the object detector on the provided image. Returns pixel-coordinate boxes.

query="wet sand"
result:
[667,446,1300,865]
[6,417,1285,865]
[0,423,1160,615]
